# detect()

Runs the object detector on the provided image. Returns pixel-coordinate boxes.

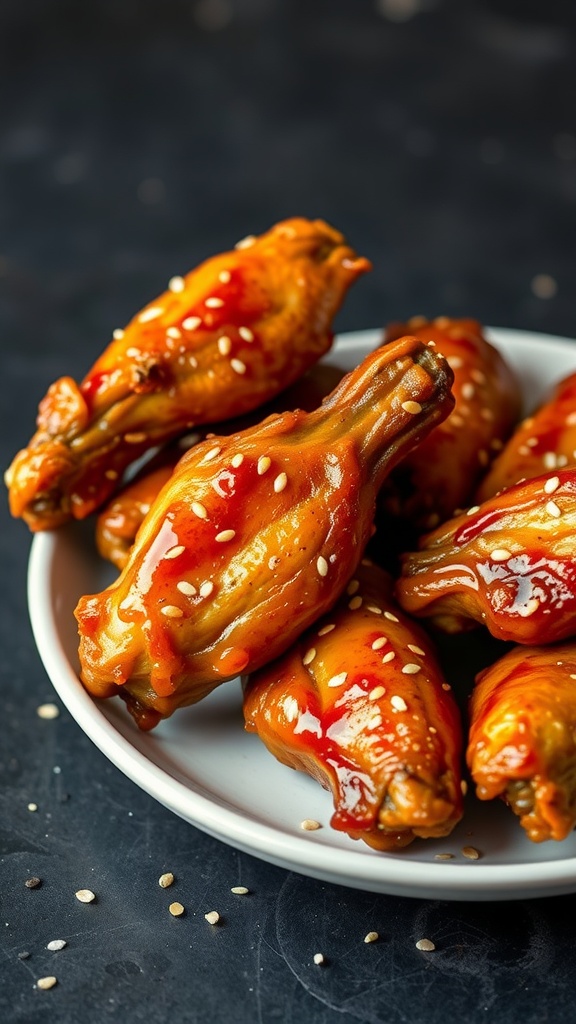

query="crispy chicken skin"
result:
[95,363,346,571]
[380,316,521,531]
[244,562,464,850]
[6,218,370,532]
[476,370,576,502]
[396,468,576,645]
[468,642,576,842]
[75,335,454,730]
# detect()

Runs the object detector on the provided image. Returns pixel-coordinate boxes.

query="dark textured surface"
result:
[2,1,576,1021]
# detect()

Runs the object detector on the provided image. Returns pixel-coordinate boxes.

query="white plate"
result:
[28,327,576,901]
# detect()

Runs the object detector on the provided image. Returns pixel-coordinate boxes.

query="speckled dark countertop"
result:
[2,1,576,1021]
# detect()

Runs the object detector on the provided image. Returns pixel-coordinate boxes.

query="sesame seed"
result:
[300,819,321,831]
[364,932,379,944]
[447,355,463,369]
[442,682,451,691]
[461,780,468,796]
[402,663,421,675]
[490,548,512,562]
[126,346,140,357]
[318,623,335,636]
[461,382,475,400]
[546,500,562,518]
[192,501,208,519]
[139,306,163,323]
[462,845,481,860]
[182,316,202,331]
[402,400,422,415]
[203,446,221,462]
[199,581,214,598]
[159,872,175,888]
[407,644,425,655]
[382,651,396,663]
[415,938,436,951]
[231,358,247,375]
[274,472,288,493]
[543,452,558,469]
[231,453,244,468]
[75,889,96,903]
[215,529,236,543]
[105,469,118,480]
[531,273,558,299]
[235,235,256,249]
[25,877,41,888]
[328,672,348,688]
[204,911,220,925]
[391,695,408,711]
[349,596,363,610]
[176,581,196,596]
[317,555,329,577]
[347,579,360,595]
[257,456,271,475]
[169,902,185,917]
[218,336,232,355]
[369,685,386,701]
[434,853,454,861]
[238,326,254,342]
[37,703,59,720]
[28,803,38,812]
[384,611,399,623]
[36,976,58,990]
[372,637,388,650]
[313,953,326,965]
[124,432,147,444]
[231,886,249,895]
[467,505,480,515]
[164,545,185,560]
[166,326,181,339]
[46,940,67,951]
[219,270,231,283]
[268,556,280,569]
[205,297,224,308]
[112,328,125,340]
[366,604,382,614]
[160,605,184,618]
[303,648,316,665]
[168,276,185,293]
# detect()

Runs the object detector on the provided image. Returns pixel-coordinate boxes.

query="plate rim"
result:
[27,325,576,900]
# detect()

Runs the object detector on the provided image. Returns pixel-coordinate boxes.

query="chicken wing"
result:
[244,562,464,850]
[468,642,576,842]
[6,218,370,531]
[380,316,521,531]
[396,468,576,644]
[75,334,454,730]
[95,363,346,571]
[476,370,576,502]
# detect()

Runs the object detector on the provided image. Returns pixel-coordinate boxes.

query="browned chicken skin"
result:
[95,363,346,571]
[6,218,370,531]
[75,335,454,730]
[476,369,576,502]
[396,468,576,645]
[468,642,576,842]
[244,562,464,850]
[381,316,521,531]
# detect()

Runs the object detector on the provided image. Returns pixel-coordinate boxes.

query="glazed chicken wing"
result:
[476,370,576,502]
[96,363,346,571]
[244,562,464,851]
[75,334,454,730]
[396,468,576,645]
[468,642,576,842]
[6,218,369,531]
[380,316,521,531]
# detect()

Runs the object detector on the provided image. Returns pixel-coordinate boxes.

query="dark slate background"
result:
[2,1,576,1021]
